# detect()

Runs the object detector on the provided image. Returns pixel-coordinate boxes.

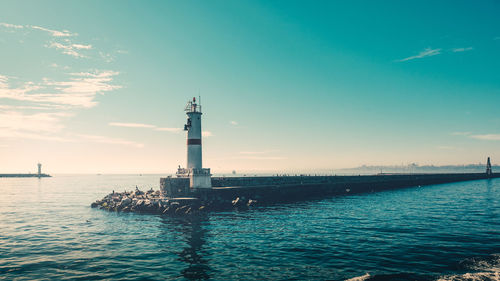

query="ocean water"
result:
[0,174,499,281]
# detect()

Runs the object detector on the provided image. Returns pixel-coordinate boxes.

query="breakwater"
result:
[91,173,499,215]
[0,174,51,178]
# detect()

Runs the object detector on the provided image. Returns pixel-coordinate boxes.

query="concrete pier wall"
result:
[160,177,189,197]
[211,176,338,187]
[160,173,499,200]
[0,174,51,178]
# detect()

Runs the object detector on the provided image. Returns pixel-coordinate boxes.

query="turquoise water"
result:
[1,175,499,280]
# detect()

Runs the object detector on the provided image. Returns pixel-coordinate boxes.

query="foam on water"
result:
[437,254,500,281]
[345,273,371,281]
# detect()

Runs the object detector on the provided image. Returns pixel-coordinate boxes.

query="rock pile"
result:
[90,187,258,215]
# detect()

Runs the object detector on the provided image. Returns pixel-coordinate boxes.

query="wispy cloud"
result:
[451,131,500,141]
[155,127,182,132]
[0,24,120,109]
[29,25,75,37]
[76,134,144,148]
[202,131,214,137]
[0,22,23,29]
[99,51,115,63]
[109,122,156,128]
[0,120,144,147]
[230,120,238,125]
[0,110,69,133]
[0,70,121,108]
[49,41,92,58]
[0,109,73,143]
[108,122,182,133]
[452,47,473,53]
[0,22,134,150]
[0,129,71,142]
[0,22,108,60]
[494,37,500,41]
[0,22,75,37]
[469,134,500,141]
[397,48,442,62]
[48,63,70,70]
[0,74,8,87]
[0,104,64,110]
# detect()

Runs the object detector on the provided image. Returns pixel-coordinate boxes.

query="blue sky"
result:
[0,0,499,173]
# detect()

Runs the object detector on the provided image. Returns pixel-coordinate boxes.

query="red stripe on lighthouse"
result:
[187,139,201,145]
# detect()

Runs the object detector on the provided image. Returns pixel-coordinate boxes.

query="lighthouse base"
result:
[190,168,212,189]
[190,174,211,188]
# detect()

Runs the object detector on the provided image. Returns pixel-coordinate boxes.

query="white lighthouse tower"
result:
[180,97,212,189]
[37,163,42,177]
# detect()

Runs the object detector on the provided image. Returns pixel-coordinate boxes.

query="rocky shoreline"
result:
[90,187,258,215]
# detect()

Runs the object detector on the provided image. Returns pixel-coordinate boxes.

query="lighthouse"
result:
[181,97,212,189]
[486,157,492,176]
[37,163,42,177]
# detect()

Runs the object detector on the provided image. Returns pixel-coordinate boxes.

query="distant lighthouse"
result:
[486,157,492,176]
[37,163,42,178]
[182,97,212,188]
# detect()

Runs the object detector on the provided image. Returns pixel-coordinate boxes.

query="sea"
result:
[0,174,499,281]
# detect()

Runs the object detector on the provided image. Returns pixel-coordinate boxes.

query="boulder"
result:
[175,205,188,214]
[120,197,132,207]
[247,199,257,207]
[232,197,240,206]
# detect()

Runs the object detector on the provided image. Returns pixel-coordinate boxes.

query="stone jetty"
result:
[92,173,499,215]
[90,187,258,215]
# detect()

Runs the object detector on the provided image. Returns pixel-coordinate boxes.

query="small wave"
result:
[436,271,499,281]
[345,273,370,281]
[437,254,500,281]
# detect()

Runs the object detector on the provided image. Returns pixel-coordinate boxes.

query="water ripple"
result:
[0,176,499,280]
